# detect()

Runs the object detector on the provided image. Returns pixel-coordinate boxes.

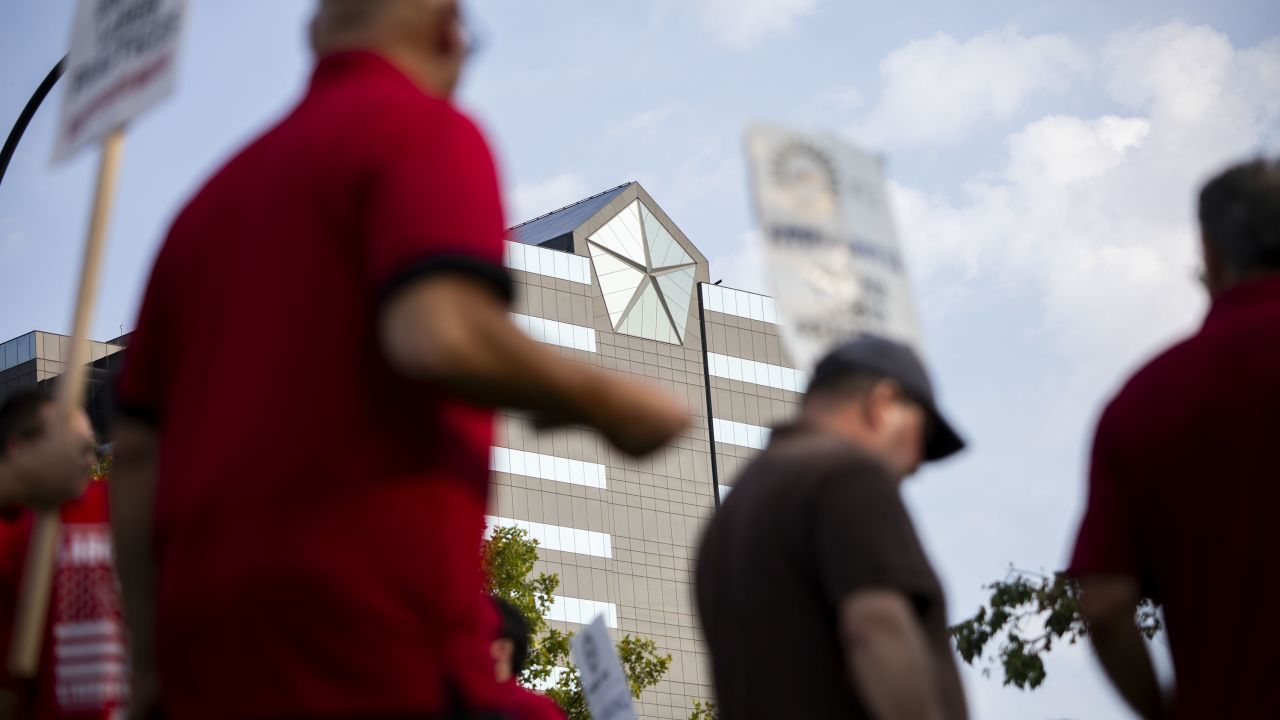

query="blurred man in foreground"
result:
[0,389,122,719]
[1070,158,1280,718]
[697,335,967,719]
[111,1,687,718]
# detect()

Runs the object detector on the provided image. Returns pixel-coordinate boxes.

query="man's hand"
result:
[583,377,689,457]
[3,406,95,509]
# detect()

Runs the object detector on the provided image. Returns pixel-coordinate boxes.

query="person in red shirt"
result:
[110,1,688,719]
[1070,158,1280,719]
[0,389,120,720]
[489,598,565,720]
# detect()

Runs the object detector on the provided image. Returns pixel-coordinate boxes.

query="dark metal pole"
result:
[0,56,67,191]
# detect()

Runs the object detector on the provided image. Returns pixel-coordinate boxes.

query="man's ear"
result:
[862,380,896,430]
[1201,231,1229,296]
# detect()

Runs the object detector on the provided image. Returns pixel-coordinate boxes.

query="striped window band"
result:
[706,352,807,393]
[505,241,591,285]
[711,418,772,450]
[547,596,618,628]
[485,516,613,559]
[511,313,597,353]
[490,447,607,490]
[701,284,777,324]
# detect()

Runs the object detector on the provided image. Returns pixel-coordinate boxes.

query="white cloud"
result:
[854,29,1088,146]
[895,21,1280,401]
[694,0,817,50]
[509,173,589,225]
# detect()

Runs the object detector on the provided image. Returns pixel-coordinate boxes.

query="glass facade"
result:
[586,199,698,344]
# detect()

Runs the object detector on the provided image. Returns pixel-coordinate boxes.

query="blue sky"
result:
[2,2,1279,718]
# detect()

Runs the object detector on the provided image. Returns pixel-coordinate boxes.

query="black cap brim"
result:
[923,406,965,461]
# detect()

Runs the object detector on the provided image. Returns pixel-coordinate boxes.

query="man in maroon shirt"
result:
[1070,158,1280,719]
[110,1,687,718]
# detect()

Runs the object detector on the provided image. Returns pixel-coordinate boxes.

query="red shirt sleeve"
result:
[1069,399,1141,580]
[363,105,512,305]
[114,243,175,426]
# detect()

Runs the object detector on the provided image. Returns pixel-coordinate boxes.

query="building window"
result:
[511,313,597,353]
[701,284,778,324]
[707,352,807,393]
[712,418,771,450]
[547,596,618,628]
[486,516,613,559]
[505,241,591,285]
[491,447,607,489]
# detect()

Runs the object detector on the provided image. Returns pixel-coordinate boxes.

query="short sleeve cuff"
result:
[378,254,514,309]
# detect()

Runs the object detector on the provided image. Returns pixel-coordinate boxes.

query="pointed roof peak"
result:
[507,182,634,247]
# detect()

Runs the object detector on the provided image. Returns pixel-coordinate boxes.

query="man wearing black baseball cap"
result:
[696,334,967,719]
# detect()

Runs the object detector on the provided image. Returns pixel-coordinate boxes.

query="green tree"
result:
[688,699,718,720]
[482,526,672,719]
[949,567,1163,689]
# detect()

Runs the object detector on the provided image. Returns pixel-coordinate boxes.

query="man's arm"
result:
[840,589,945,720]
[109,419,160,719]
[1078,575,1166,720]
[380,275,688,456]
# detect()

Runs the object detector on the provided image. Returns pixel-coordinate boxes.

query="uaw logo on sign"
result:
[745,124,921,370]
[54,523,128,715]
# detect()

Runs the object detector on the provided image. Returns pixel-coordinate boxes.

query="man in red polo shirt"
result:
[110,1,688,718]
[1070,158,1280,718]
[0,389,121,720]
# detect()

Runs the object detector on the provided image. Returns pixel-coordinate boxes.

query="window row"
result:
[706,352,807,393]
[505,240,592,285]
[0,333,35,372]
[490,446,608,489]
[711,418,772,450]
[701,284,778,324]
[486,516,613,559]
[548,595,619,628]
[511,313,597,353]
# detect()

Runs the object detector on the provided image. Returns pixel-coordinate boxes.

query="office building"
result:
[0,181,803,719]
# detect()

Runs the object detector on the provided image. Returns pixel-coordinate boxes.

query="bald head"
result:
[311,0,467,97]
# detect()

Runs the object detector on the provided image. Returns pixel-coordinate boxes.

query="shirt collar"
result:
[309,50,426,95]
[1204,274,1280,327]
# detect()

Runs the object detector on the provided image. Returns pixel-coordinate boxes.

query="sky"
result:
[2,1,1279,718]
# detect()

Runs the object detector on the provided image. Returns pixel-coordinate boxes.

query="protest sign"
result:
[745,123,921,369]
